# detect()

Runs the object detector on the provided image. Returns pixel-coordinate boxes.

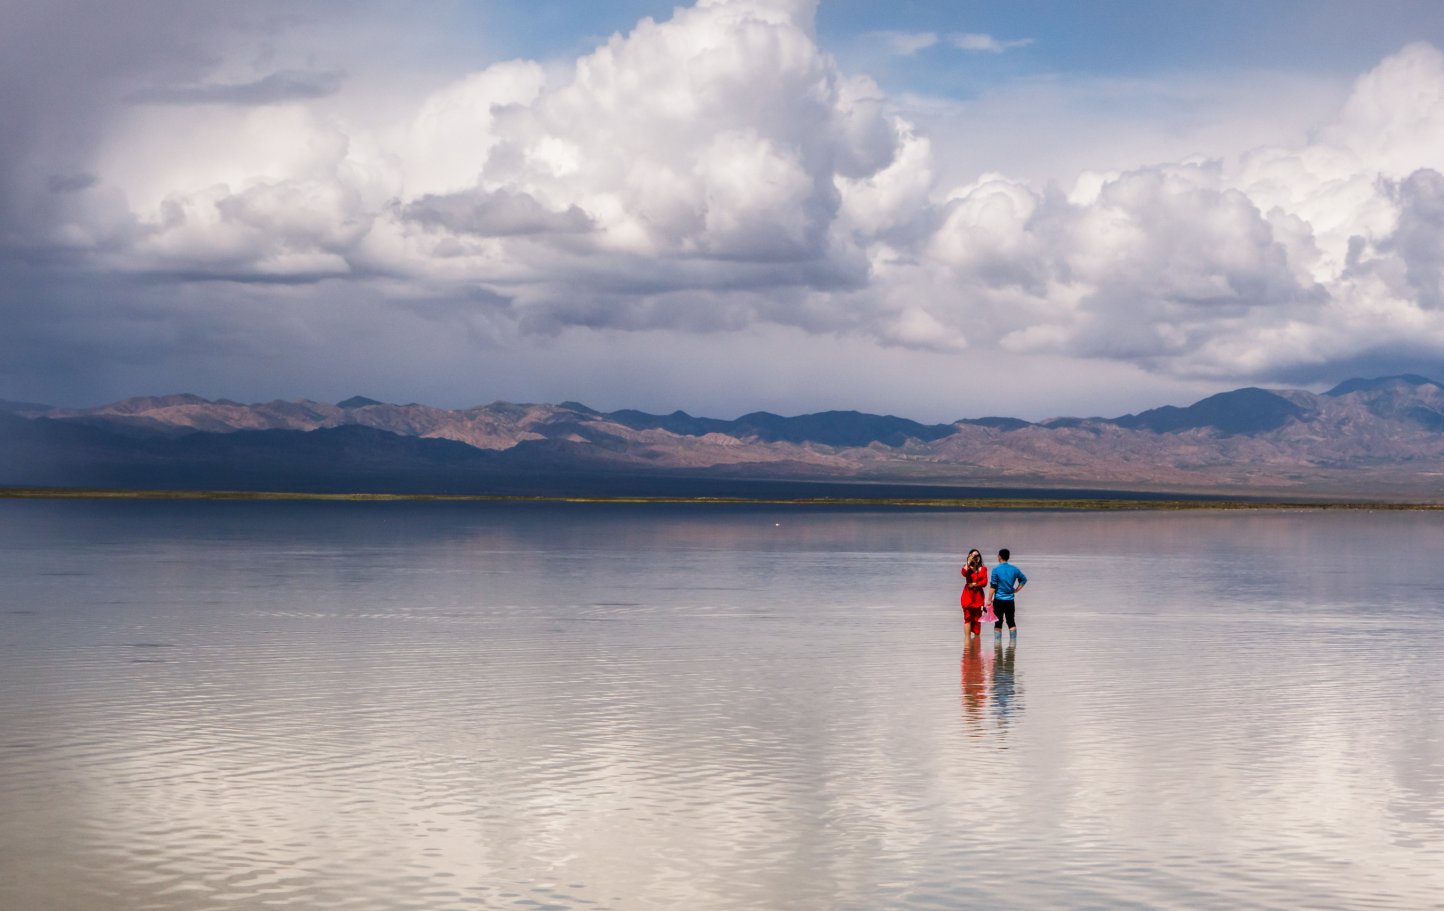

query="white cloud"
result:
[948,33,1033,54]
[877,31,938,56]
[18,1,1444,392]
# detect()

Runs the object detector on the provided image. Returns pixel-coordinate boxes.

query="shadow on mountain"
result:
[0,413,1210,501]
[603,409,961,447]
[1324,374,1440,396]
[0,399,54,413]
[1109,388,1307,436]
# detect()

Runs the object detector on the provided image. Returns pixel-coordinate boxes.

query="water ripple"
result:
[2,503,1442,909]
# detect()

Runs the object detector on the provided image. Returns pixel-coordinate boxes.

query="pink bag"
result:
[981,603,997,624]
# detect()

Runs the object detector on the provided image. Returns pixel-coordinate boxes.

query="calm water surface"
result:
[1,502,1442,910]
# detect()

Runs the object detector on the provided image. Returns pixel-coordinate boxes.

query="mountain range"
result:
[4,375,1444,500]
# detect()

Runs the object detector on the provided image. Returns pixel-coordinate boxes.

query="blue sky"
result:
[822,0,1444,82]
[429,1,1444,83]
[6,0,1444,420]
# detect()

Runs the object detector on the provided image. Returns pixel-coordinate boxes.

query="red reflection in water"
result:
[961,638,1019,734]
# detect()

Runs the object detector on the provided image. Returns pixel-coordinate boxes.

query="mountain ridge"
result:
[5,375,1444,499]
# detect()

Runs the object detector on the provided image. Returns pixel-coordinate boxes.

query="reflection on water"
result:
[960,639,1021,734]
[2,501,1443,910]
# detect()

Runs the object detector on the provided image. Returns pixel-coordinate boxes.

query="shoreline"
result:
[3,487,1443,510]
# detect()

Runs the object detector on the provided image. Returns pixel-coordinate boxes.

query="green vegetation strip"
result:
[2,487,1442,509]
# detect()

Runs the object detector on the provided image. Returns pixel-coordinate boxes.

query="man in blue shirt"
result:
[988,548,1027,639]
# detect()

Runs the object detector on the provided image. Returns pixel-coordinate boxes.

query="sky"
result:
[6,0,1444,421]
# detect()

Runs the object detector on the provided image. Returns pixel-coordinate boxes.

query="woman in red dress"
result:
[961,549,988,639]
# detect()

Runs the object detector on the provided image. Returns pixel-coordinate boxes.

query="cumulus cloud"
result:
[401,190,594,237]
[66,0,904,312]
[12,0,1444,391]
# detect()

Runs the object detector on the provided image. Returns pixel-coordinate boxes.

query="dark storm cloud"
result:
[0,0,320,239]
[46,174,98,194]
[127,70,345,106]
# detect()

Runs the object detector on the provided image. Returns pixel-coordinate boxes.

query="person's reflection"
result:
[960,637,989,732]
[992,638,1020,725]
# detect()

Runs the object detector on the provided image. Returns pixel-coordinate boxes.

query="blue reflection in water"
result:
[993,639,1019,724]
[960,639,1021,734]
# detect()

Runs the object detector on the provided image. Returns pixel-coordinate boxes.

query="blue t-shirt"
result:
[990,563,1027,599]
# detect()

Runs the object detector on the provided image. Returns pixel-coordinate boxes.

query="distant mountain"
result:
[337,395,384,409]
[0,411,1189,500]
[0,411,503,492]
[5,376,1444,498]
[1324,375,1441,396]
[605,409,959,447]
[957,417,1034,432]
[1109,388,1307,436]
[1314,375,1444,431]
[0,398,54,413]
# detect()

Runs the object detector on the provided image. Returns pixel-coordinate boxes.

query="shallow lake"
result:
[2,501,1442,910]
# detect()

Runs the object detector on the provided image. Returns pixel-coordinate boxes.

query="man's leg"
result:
[997,600,1015,636]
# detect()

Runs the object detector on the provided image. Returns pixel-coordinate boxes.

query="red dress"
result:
[961,565,988,633]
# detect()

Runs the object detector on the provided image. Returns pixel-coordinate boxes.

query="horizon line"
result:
[4,488,1442,509]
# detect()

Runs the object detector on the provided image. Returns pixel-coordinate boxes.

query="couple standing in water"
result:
[961,548,1027,640]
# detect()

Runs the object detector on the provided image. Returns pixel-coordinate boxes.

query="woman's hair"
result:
[967,549,981,561]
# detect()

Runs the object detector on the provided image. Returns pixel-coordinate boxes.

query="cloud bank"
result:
[10,0,1444,396]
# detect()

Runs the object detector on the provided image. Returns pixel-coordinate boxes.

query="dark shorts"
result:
[993,599,1016,628]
